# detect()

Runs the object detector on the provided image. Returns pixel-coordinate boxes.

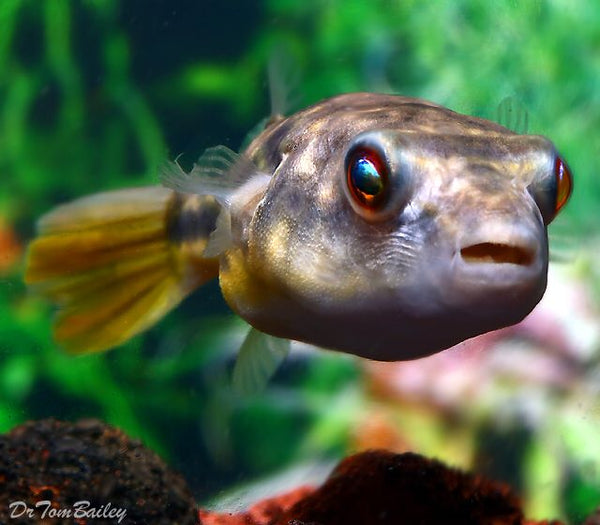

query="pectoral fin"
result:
[161,144,271,258]
[232,328,290,395]
[160,145,259,207]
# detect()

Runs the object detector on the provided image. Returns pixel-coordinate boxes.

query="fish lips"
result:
[438,224,549,317]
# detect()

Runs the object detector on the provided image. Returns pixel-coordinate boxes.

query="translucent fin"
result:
[240,45,301,150]
[496,96,529,134]
[548,229,578,264]
[232,327,290,395]
[267,45,302,119]
[160,145,258,207]
[25,187,219,354]
[549,250,576,264]
[203,209,232,258]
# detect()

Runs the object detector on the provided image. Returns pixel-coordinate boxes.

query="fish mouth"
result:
[460,242,535,266]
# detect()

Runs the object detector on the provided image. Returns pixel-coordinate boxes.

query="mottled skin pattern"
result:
[213,93,563,360]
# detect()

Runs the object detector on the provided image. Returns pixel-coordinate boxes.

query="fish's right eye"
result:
[346,147,389,212]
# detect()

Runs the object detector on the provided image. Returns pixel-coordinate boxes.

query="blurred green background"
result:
[0,0,599,522]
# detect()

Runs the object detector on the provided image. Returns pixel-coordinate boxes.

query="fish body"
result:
[25,93,572,362]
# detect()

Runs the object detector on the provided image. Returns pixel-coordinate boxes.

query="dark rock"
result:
[0,418,199,524]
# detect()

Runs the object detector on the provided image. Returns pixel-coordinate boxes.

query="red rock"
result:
[282,450,523,524]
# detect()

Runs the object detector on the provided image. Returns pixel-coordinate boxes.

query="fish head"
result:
[225,95,573,360]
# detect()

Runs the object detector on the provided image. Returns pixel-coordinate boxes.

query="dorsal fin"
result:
[267,45,302,120]
[239,47,302,151]
[496,96,530,134]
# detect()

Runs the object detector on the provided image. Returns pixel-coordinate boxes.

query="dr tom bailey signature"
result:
[9,500,127,522]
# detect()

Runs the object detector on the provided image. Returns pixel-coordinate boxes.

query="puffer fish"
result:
[25,93,572,371]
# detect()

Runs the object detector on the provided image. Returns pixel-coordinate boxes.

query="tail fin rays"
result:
[25,187,219,354]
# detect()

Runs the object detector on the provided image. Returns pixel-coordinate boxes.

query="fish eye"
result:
[529,152,573,225]
[346,147,388,210]
[553,155,572,218]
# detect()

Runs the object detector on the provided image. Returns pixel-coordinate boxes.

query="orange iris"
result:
[554,156,573,216]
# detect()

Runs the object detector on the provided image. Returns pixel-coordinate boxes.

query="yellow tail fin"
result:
[25,187,220,353]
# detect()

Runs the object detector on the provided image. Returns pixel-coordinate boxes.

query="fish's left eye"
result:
[553,156,572,217]
[529,150,574,225]
[346,147,388,210]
